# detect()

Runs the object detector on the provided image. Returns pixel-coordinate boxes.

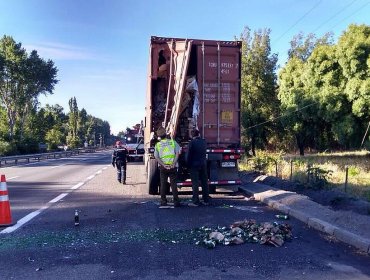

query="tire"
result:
[147,158,159,195]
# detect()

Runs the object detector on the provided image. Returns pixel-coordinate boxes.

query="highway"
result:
[0,151,370,280]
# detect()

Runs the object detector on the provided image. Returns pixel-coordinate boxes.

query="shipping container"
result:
[144,36,242,195]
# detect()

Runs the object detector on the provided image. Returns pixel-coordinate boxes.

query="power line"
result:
[312,0,358,33]
[246,102,317,130]
[273,0,323,44]
[330,1,370,30]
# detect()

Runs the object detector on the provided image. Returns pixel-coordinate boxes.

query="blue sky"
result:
[1,0,369,135]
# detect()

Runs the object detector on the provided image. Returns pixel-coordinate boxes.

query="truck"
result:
[144,36,242,195]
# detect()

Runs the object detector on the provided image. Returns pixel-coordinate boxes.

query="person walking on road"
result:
[154,127,181,208]
[186,129,211,206]
[112,141,128,184]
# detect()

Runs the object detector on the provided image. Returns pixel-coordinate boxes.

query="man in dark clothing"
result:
[186,129,211,206]
[112,141,128,184]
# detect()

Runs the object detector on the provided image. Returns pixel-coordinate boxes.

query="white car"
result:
[125,143,144,162]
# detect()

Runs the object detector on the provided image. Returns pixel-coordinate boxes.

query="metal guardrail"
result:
[0,148,97,167]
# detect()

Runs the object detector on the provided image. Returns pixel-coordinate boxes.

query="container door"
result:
[197,44,241,147]
[166,40,192,138]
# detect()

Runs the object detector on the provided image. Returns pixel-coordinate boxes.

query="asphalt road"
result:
[0,151,370,280]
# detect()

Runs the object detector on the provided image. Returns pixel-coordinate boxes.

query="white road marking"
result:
[0,166,107,234]
[7,176,20,180]
[71,182,84,190]
[49,193,68,203]
[0,204,48,234]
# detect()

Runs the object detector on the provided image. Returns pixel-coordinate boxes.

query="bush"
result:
[0,140,17,156]
[307,166,333,189]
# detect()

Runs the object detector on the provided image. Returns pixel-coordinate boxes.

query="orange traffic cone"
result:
[0,174,13,226]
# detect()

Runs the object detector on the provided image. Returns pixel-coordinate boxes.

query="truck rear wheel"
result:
[147,158,159,195]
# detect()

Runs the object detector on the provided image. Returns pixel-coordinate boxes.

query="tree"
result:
[67,97,80,148]
[239,27,279,155]
[0,36,58,140]
[78,108,88,144]
[278,32,333,154]
[45,127,64,150]
[288,32,333,61]
[337,24,370,148]
[279,25,370,152]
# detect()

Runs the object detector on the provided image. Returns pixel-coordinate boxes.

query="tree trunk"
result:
[251,134,256,156]
[7,109,16,140]
[296,134,305,156]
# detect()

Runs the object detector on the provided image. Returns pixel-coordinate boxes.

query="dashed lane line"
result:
[0,166,109,234]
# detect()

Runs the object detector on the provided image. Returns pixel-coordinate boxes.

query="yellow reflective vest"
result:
[155,139,176,165]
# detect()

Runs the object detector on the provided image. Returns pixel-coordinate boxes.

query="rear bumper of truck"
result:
[177,179,241,187]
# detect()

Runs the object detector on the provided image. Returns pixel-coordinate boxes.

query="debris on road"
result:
[275,214,289,220]
[194,219,292,249]
[74,210,79,226]
[216,204,263,213]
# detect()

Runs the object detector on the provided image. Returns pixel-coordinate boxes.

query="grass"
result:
[239,150,370,201]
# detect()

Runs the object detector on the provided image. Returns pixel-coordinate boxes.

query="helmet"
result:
[156,127,166,138]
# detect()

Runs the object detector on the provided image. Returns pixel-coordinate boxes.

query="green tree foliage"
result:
[279,24,370,152]
[45,127,64,150]
[0,36,112,154]
[67,97,80,148]
[78,108,88,144]
[66,97,111,148]
[0,35,58,140]
[239,27,279,155]
[279,32,334,154]
[337,24,370,148]
[39,104,67,149]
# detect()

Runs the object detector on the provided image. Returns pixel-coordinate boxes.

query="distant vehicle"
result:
[144,36,243,195]
[126,142,144,162]
[125,122,144,162]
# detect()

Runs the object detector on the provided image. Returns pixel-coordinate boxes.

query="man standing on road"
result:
[112,141,128,184]
[186,129,211,206]
[154,127,181,208]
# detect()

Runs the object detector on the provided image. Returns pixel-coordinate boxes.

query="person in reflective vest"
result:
[112,141,128,184]
[154,126,181,207]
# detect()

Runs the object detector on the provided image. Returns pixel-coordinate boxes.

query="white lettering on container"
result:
[207,61,239,75]
[203,83,234,103]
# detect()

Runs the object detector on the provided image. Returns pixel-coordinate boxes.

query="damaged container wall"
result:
[144,36,241,149]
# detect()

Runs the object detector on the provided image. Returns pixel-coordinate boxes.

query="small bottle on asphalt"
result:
[74,210,80,226]
[275,214,289,220]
